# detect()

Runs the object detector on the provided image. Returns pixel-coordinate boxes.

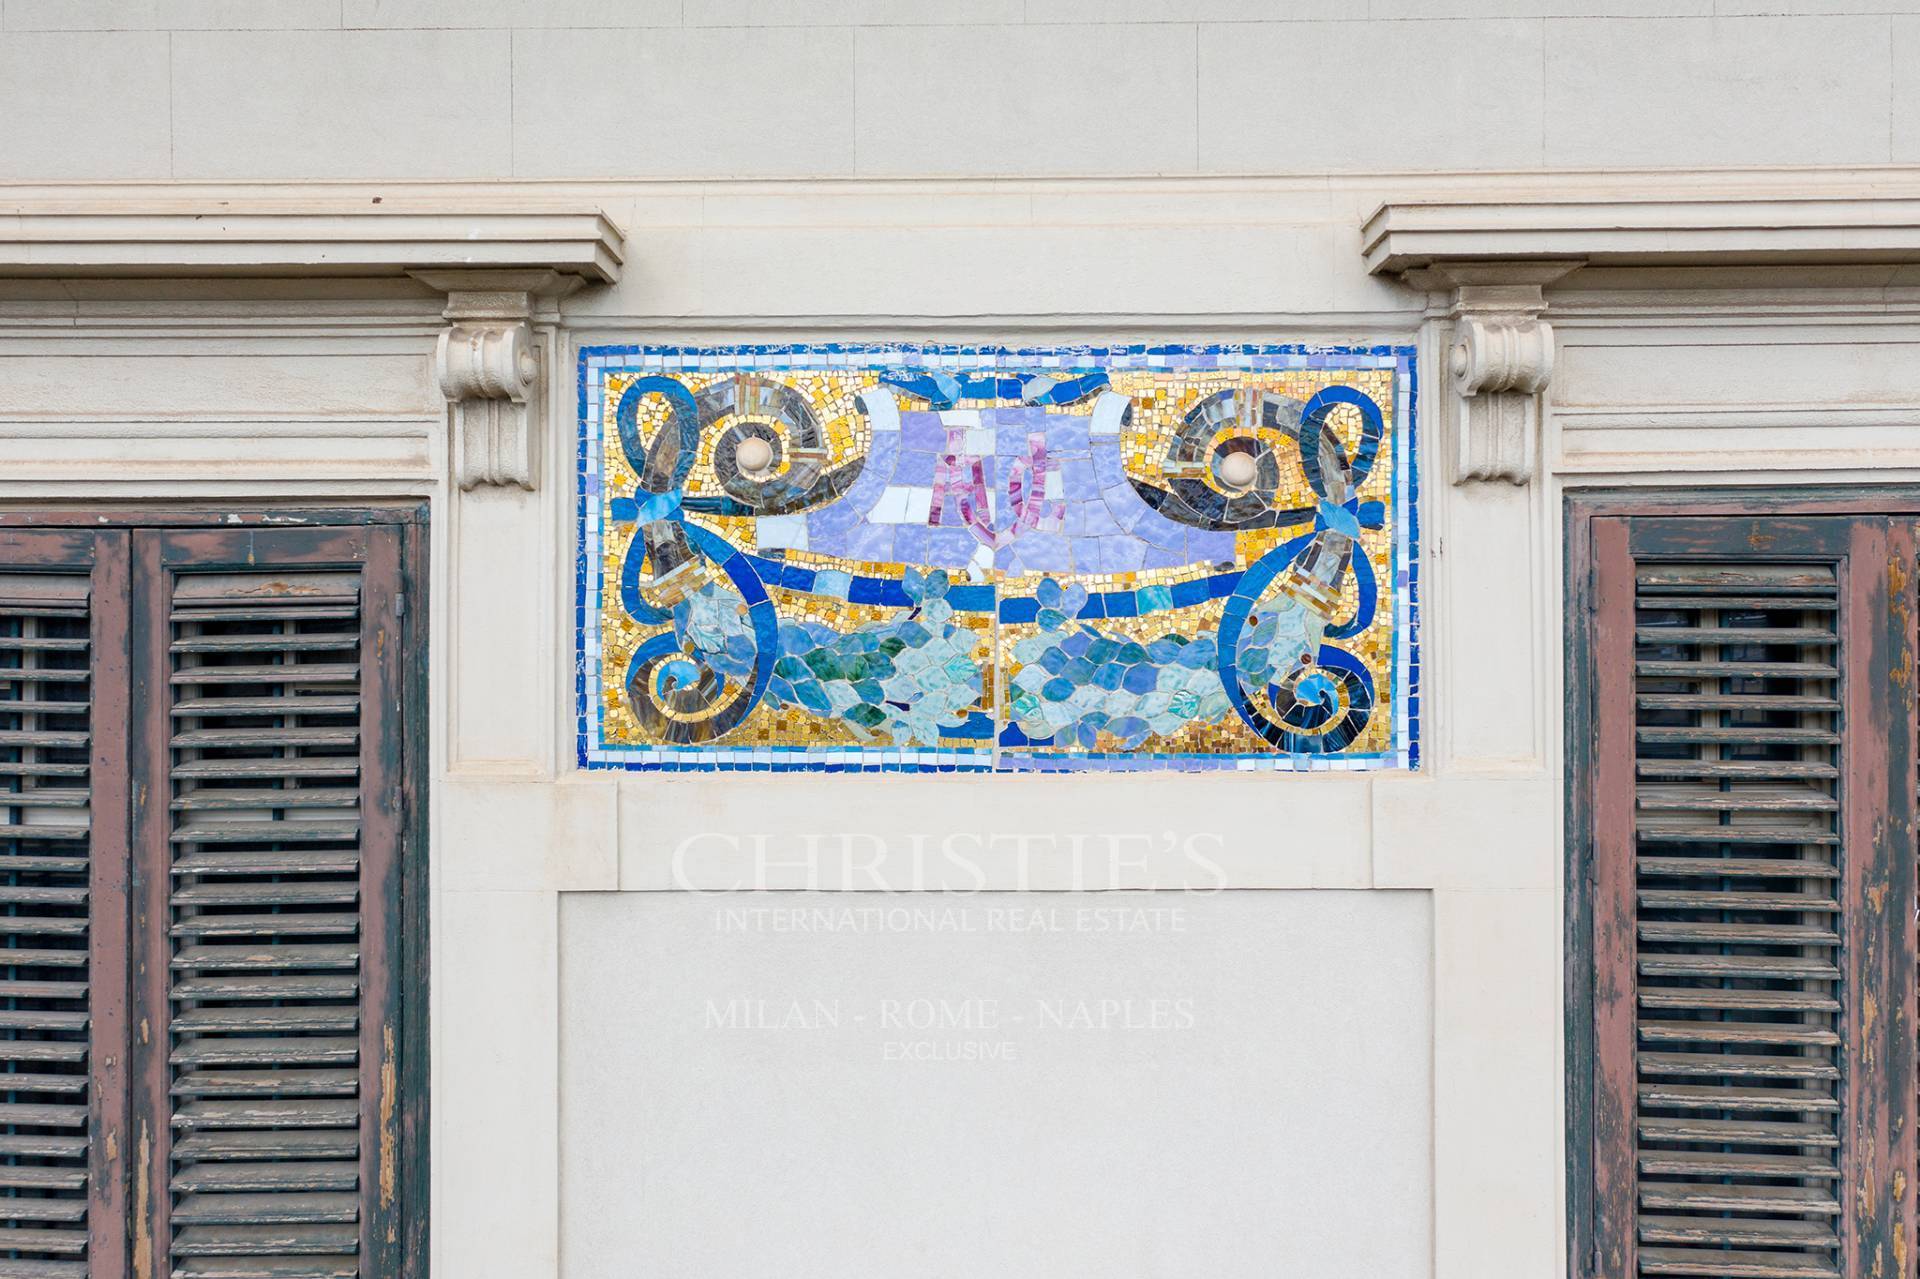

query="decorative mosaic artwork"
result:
[576,345,1418,772]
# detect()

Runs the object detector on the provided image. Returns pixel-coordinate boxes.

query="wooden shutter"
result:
[1573,514,1917,1279]
[129,526,410,1279]
[0,531,130,1279]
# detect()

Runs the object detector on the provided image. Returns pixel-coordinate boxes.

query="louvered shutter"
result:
[0,530,130,1279]
[1575,515,1917,1279]
[129,527,409,1279]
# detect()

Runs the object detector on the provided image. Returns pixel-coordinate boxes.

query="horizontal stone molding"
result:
[1363,195,1920,275]
[0,206,625,281]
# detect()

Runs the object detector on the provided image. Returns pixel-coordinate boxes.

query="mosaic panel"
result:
[576,345,1419,772]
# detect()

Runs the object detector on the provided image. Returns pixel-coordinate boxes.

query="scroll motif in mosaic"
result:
[577,345,1418,772]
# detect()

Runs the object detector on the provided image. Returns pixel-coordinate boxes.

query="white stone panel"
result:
[1375,0,1710,13]
[512,27,855,178]
[1373,777,1556,889]
[1198,19,1546,172]
[437,890,560,1279]
[170,29,514,178]
[560,890,1432,1279]
[1432,888,1559,1279]
[854,24,1198,176]
[644,221,1362,317]
[0,347,436,417]
[1544,16,1892,166]
[1026,0,1350,19]
[4,0,340,28]
[1897,16,1920,160]
[0,31,171,179]
[1555,328,1920,422]
[686,0,1025,23]
[339,0,679,26]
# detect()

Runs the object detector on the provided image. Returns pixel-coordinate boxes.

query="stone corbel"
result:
[412,269,584,492]
[1420,262,1580,486]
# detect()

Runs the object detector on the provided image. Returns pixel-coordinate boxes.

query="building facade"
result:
[3,4,1920,1277]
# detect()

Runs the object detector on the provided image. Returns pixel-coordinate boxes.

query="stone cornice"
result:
[0,206,624,282]
[1363,195,1920,275]
[0,204,625,493]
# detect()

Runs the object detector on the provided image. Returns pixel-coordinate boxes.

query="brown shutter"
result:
[1574,514,1918,1279]
[129,527,409,1279]
[0,530,130,1279]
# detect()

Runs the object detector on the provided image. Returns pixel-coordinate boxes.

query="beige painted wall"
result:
[1,8,1917,1276]
[1,164,1915,1277]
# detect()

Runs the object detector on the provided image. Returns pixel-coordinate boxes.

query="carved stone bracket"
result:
[1422,262,1581,486]
[412,268,588,492]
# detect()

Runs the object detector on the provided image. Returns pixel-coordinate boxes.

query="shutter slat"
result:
[1638,1116,1839,1146]
[1637,921,1839,946]
[169,1008,358,1035]
[170,915,360,940]
[172,1100,359,1131]
[168,730,357,749]
[171,1255,358,1279]
[1639,1084,1839,1114]
[171,1071,358,1100]
[1635,660,1838,679]
[170,883,358,908]
[172,852,359,877]
[170,946,358,973]
[1639,1020,1840,1048]
[169,635,359,654]
[1637,855,1840,877]
[0,1200,86,1223]
[172,1195,357,1226]
[1638,988,1840,1013]
[170,1164,357,1195]
[170,977,357,1002]
[171,698,358,719]
[171,1225,358,1257]
[1637,889,1841,913]
[1639,1150,1840,1179]
[1637,1247,1837,1279]
[1633,626,1835,644]
[172,792,360,814]
[1642,1217,1838,1248]
[1639,1051,1839,1081]
[0,1230,85,1255]
[171,825,359,847]
[0,1262,86,1279]
[169,665,358,688]
[171,1131,357,1163]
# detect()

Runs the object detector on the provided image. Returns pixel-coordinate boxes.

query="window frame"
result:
[1566,488,1920,1279]
[0,505,430,1279]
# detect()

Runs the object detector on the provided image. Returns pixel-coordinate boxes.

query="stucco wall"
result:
[2,1,1919,180]
[2,6,1918,1279]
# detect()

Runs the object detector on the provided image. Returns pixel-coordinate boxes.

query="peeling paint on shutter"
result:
[130,527,409,1279]
[0,533,130,1279]
[1574,513,1918,1279]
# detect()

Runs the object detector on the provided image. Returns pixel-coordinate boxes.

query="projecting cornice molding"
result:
[1361,196,1920,274]
[0,203,627,492]
[0,206,624,281]
[1364,192,1920,486]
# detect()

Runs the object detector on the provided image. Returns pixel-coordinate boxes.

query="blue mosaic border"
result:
[575,343,1420,773]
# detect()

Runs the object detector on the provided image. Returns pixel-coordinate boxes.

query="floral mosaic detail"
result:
[577,345,1418,772]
